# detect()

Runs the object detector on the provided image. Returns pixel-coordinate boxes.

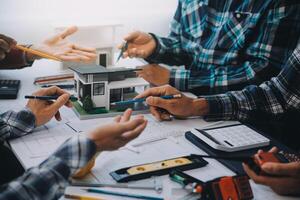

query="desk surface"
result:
[1,59,299,200]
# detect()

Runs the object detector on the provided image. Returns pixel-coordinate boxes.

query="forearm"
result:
[0,109,35,143]
[203,82,288,121]
[0,48,33,69]
[145,34,192,67]
[0,135,97,200]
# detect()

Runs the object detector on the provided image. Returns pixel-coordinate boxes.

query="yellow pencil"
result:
[15,45,62,62]
[64,194,105,200]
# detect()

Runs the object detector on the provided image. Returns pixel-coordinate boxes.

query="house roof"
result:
[69,65,137,75]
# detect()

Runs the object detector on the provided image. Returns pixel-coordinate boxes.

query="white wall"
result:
[0,0,178,44]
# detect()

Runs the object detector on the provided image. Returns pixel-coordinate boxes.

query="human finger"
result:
[149,106,163,121]
[114,115,122,123]
[0,51,5,60]
[0,39,11,52]
[121,120,147,141]
[124,31,141,42]
[269,147,279,153]
[119,118,146,133]
[128,48,138,58]
[146,96,176,111]
[73,45,96,53]
[59,26,78,39]
[71,49,97,58]
[49,93,71,111]
[55,111,62,121]
[0,34,16,47]
[59,53,91,62]
[262,162,300,177]
[135,85,171,99]
[120,108,132,122]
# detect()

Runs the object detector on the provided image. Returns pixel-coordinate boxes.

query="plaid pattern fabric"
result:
[0,110,97,200]
[0,109,35,143]
[146,0,300,94]
[205,46,300,121]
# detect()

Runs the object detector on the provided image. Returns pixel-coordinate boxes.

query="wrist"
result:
[191,98,209,116]
[25,45,41,62]
[147,33,159,59]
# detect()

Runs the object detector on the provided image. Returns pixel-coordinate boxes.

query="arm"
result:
[0,48,33,69]
[204,48,300,121]
[0,109,147,200]
[135,48,300,121]
[0,135,97,200]
[148,2,300,92]
[0,109,35,143]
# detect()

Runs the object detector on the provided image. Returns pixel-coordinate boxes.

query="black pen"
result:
[25,95,78,101]
[41,84,74,89]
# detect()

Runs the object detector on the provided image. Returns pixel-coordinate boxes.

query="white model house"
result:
[70,65,149,111]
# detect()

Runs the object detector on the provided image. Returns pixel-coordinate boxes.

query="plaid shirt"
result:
[146,0,300,94]
[205,45,300,121]
[0,109,97,200]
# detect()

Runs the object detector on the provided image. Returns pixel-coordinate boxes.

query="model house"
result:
[70,65,149,111]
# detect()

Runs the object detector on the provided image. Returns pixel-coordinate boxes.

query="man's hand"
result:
[135,85,209,121]
[0,34,16,60]
[137,64,170,86]
[28,26,96,63]
[87,109,147,151]
[120,31,156,59]
[26,86,73,126]
[243,147,300,196]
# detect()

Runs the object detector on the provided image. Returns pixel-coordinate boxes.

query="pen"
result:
[72,182,156,190]
[116,42,128,62]
[25,95,78,101]
[83,188,164,200]
[110,94,182,106]
[15,45,62,61]
[41,84,74,89]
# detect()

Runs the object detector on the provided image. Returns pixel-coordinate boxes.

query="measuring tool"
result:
[110,154,208,182]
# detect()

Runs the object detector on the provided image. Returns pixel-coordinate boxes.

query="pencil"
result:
[25,95,78,101]
[64,194,105,200]
[84,188,164,200]
[110,94,182,106]
[15,45,62,61]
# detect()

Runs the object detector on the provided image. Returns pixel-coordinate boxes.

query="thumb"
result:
[262,162,300,176]
[50,94,70,111]
[124,31,140,42]
[146,96,170,110]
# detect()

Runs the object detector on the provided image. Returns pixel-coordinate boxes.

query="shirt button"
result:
[236,13,241,19]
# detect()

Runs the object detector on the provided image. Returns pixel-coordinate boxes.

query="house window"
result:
[99,53,108,67]
[74,80,77,91]
[93,83,105,96]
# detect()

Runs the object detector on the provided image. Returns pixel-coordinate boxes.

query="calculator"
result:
[190,124,270,152]
[0,80,21,99]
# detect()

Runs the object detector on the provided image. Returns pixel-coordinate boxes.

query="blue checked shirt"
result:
[0,109,97,200]
[146,0,300,94]
[204,45,300,121]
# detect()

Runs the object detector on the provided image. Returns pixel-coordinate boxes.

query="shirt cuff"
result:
[51,135,97,175]
[145,33,163,63]
[169,68,190,91]
[5,108,36,133]
[203,94,236,121]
